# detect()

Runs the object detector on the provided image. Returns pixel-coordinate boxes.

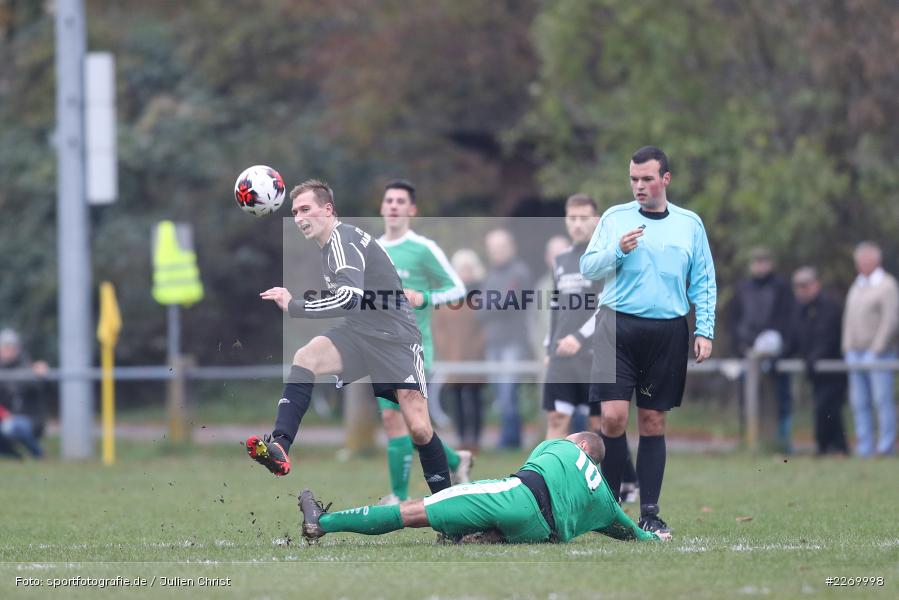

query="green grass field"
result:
[1,442,897,599]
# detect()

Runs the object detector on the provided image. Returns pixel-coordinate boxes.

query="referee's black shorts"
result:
[589,310,689,411]
[322,324,428,400]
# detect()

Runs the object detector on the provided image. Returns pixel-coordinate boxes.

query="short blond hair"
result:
[568,431,605,463]
[290,179,335,211]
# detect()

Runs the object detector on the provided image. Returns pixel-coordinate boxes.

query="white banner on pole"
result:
[85,52,117,204]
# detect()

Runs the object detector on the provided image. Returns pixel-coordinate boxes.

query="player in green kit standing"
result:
[376,180,473,504]
[298,431,669,544]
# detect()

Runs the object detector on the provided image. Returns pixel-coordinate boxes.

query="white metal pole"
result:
[56,0,94,459]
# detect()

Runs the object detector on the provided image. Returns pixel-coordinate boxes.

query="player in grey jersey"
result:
[246,179,451,497]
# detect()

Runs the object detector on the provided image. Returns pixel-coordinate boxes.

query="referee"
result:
[580,146,716,534]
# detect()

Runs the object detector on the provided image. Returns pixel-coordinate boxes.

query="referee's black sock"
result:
[637,435,666,510]
[415,432,451,494]
[600,433,628,502]
[622,441,638,485]
[272,365,315,455]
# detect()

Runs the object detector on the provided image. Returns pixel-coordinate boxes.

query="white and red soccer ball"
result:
[234,165,286,217]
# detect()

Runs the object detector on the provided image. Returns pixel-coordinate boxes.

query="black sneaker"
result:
[638,503,671,535]
[298,489,331,541]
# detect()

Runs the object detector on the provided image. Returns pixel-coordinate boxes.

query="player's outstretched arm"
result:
[596,501,669,542]
[288,287,362,319]
[261,286,363,319]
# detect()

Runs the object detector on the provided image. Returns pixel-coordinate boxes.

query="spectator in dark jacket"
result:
[481,229,533,449]
[731,247,796,452]
[0,403,21,458]
[791,267,848,455]
[0,328,49,458]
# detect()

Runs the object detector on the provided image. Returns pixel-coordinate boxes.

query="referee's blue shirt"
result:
[579,201,717,339]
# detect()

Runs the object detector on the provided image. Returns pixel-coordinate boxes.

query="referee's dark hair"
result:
[384,179,416,204]
[632,146,670,177]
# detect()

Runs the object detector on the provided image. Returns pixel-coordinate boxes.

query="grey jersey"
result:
[548,243,602,356]
[288,222,421,344]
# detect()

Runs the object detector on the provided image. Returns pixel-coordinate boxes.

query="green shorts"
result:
[377,396,399,412]
[423,477,552,543]
[376,369,431,413]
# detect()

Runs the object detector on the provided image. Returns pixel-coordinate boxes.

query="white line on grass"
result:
[565,548,614,557]
[729,543,824,552]
[738,585,771,595]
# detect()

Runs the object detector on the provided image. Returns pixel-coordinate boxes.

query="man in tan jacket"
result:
[842,242,898,456]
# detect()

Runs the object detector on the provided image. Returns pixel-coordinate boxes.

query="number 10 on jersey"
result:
[575,450,602,491]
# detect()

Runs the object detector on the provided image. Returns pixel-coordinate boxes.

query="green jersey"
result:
[520,439,656,543]
[379,230,466,369]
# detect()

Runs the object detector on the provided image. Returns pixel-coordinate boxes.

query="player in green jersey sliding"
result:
[299,431,670,544]
[375,180,473,503]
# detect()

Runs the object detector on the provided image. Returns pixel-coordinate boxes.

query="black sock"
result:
[637,435,666,510]
[415,432,451,494]
[622,441,638,485]
[600,433,628,502]
[272,365,314,454]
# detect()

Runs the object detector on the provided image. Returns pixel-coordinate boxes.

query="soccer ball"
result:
[234,165,286,217]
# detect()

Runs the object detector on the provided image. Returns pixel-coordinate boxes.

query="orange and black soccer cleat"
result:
[245,434,291,476]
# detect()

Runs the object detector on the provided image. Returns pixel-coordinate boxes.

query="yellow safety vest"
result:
[152,220,204,306]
